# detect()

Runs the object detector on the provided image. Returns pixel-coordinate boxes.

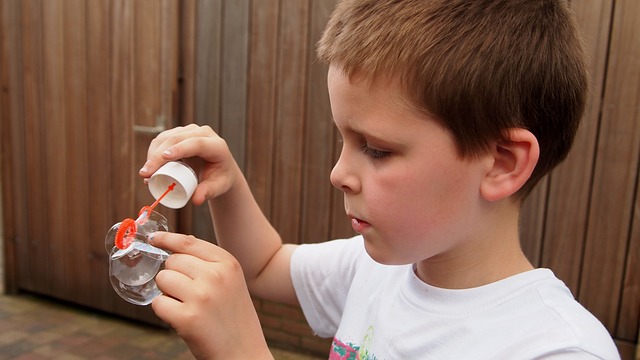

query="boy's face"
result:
[328,65,491,265]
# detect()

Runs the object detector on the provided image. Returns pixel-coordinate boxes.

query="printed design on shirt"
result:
[329,326,377,360]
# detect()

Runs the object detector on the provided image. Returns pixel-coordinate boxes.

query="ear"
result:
[480,128,540,202]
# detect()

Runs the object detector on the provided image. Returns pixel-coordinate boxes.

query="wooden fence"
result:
[179,0,640,356]
[1,0,639,357]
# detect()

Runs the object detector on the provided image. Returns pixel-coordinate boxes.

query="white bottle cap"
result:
[148,161,197,209]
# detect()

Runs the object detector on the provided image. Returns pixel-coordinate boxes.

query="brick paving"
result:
[0,294,192,360]
[0,294,323,359]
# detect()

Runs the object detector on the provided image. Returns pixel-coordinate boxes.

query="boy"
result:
[139,0,620,358]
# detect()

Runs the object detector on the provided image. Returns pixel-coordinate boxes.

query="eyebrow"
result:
[336,121,400,148]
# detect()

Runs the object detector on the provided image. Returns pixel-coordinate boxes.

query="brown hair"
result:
[318,0,588,197]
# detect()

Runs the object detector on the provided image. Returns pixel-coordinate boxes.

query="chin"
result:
[363,241,413,266]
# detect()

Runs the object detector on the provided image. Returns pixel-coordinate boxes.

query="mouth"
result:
[348,215,371,233]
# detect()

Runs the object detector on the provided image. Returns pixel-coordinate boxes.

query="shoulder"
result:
[290,235,394,338]
[506,269,620,359]
[291,235,405,286]
[291,235,373,277]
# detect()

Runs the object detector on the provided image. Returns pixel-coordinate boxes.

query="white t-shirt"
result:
[290,236,620,359]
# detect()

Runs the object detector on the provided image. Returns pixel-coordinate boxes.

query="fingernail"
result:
[162,149,172,157]
[139,160,151,174]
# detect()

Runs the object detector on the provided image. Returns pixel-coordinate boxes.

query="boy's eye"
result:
[360,145,391,159]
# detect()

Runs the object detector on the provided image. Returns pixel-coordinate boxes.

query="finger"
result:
[148,123,204,156]
[151,293,184,325]
[140,125,196,172]
[190,173,235,205]
[163,253,214,280]
[140,124,216,176]
[160,135,228,165]
[149,232,230,263]
[155,268,196,301]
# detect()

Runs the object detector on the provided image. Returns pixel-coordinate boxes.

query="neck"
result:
[415,200,533,289]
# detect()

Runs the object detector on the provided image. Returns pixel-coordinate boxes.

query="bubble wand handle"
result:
[138,182,177,218]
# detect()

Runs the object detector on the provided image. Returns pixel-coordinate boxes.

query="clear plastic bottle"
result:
[105,209,170,305]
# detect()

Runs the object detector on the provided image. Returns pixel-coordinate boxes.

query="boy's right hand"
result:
[138,124,239,205]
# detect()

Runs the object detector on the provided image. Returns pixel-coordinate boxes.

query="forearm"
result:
[208,163,285,287]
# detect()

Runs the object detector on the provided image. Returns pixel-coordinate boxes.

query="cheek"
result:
[373,163,478,232]
[365,169,434,227]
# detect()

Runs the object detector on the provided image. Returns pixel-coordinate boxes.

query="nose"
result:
[330,150,361,194]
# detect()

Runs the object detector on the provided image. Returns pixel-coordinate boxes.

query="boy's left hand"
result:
[149,232,273,360]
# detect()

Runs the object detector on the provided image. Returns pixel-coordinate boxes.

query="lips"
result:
[350,216,371,233]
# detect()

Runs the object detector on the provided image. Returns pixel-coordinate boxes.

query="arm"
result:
[140,125,300,359]
[140,124,298,304]
[207,165,299,304]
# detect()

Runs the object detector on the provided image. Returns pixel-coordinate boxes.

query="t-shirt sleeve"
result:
[290,235,366,338]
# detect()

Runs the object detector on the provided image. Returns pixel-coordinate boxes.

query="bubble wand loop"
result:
[114,182,176,250]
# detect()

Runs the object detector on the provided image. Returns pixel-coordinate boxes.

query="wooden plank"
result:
[541,0,613,291]
[613,338,636,360]
[579,0,640,332]
[159,0,179,128]
[316,2,357,241]
[220,0,249,170]
[0,0,26,294]
[110,0,137,319]
[519,180,548,267]
[616,7,640,327]
[299,0,337,245]
[100,0,168,325]
[41,0,69,299]
[159,0,180,232]
[133,0,161,211]
[179,0,196,128]
[246,0,278,220]
[191,0,222,242]
[21,0,50,294]
[129,0,178,242]
[86,0,115,312]
[62,0,91,303]
[176,0,196,236]
[132,0,173,326]
[110,0,135,221]
[270,0,310,243]
[317,2,356,241]
[617,169,640,341]
[194,0,221,132]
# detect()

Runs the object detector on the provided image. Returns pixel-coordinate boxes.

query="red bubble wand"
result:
[114,182,176,250]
